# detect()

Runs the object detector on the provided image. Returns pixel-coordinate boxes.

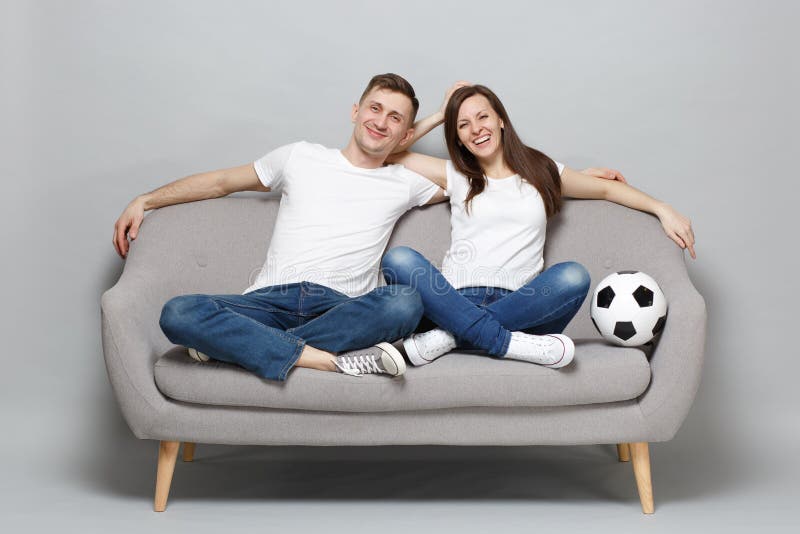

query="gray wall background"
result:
[2,0,798,531]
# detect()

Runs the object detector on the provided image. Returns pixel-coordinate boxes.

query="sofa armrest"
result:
[637,269,707,441]
[101,276,174,438]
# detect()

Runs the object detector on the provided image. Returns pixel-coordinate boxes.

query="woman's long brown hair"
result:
[444,85,562,218]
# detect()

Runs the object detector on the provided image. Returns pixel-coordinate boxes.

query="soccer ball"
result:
[590,271,668,347]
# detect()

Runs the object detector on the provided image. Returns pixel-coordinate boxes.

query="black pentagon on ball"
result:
[614,321,637,341]
[596,286,615,308]
[617,270,639,275]
[652,314,667,335]
[633,285,654,307]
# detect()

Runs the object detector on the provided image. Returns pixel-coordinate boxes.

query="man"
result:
[113,73,446,380]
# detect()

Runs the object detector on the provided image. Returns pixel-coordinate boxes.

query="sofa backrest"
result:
[130,196,689,340]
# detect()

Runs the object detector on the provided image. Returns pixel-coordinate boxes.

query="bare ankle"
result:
[295,345,336,372]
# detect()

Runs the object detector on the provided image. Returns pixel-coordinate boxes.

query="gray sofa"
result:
[100,196,706,513]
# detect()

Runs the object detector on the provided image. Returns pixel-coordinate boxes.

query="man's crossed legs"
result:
[159,281,422,380]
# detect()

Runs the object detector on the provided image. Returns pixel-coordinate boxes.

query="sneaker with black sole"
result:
[334,342,406,377]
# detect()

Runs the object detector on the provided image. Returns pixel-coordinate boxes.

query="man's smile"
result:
[365,125,388,139]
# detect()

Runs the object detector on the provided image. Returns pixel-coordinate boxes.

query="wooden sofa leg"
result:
[616,443,631,462]
[629,442,654,514]
[182,442,196,462]
[154,441,180,512]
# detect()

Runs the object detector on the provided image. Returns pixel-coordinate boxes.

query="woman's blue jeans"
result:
[158,281,423,381]
[380,246,591,357]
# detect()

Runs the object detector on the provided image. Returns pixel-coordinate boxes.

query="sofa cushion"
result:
[154,340,651,412]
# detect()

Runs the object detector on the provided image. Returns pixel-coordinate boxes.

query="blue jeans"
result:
[380,246,590,357]
[159,281,423,381]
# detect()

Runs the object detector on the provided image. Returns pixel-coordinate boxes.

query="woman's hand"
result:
[439,81,471,116]
[582,167,627,183]
[655,203,696,259]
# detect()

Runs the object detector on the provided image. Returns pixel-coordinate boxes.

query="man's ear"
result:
[351,103,358,123]
[399,127,415,147]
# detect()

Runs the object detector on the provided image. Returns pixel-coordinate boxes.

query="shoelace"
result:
[335,354,382,377]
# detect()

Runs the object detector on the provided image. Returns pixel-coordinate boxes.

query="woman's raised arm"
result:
[561,166,696,259]
[387,82,470,189]
[393,81,470,153]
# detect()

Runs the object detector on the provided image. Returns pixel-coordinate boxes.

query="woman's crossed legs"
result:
[380,246,590,367]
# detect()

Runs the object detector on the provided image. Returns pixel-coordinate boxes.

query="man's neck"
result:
[341,139,386,169]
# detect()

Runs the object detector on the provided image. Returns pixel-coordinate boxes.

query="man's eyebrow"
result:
[368,100,405,120]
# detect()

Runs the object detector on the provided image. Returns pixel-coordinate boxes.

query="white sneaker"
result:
[504,332,575,368]
[187,347,210,362]
[402,328,457,367]
[334,342,407,377]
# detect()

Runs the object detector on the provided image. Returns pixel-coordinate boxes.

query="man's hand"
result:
[582,167,627,183]
[113,197,146,258]
[439,81,471,116]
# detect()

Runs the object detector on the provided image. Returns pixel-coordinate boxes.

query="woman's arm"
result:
[389,151,448,189]
[392,81,470,154]
[392,111,444,154]
[387,82,470,190]
[560,166,696,259]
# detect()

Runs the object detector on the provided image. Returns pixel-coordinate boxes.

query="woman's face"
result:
[455,94,504,162]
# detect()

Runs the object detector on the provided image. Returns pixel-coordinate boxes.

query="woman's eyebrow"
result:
[458,109,488,122]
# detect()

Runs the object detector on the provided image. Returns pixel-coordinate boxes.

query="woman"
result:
[382,83,695,369]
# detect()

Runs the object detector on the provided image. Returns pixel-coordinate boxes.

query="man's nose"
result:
[374,114,388,129]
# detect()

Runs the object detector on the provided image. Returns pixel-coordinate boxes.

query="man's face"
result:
[351,88,415,157]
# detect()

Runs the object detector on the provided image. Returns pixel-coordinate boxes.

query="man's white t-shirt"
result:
[440,160,565,291]
[243,141,440,297]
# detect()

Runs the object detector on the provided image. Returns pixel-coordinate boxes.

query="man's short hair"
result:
[359,73,419,124]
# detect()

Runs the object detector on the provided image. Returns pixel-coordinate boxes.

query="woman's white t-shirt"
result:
[441,160,565,291]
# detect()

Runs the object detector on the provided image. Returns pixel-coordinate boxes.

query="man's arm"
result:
[113,163,268,258]
[424,187,448,205]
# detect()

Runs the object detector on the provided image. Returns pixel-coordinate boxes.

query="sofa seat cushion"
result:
[154,339,651,412]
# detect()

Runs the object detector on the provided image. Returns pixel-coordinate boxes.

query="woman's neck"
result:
[479,152,514,179]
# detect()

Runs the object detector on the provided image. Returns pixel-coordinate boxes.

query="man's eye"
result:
[371,106,379,112]
[391,116,400,122]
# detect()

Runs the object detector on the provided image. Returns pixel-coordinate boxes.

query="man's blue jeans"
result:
[159,282,423,381]
[380,246,591,357]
